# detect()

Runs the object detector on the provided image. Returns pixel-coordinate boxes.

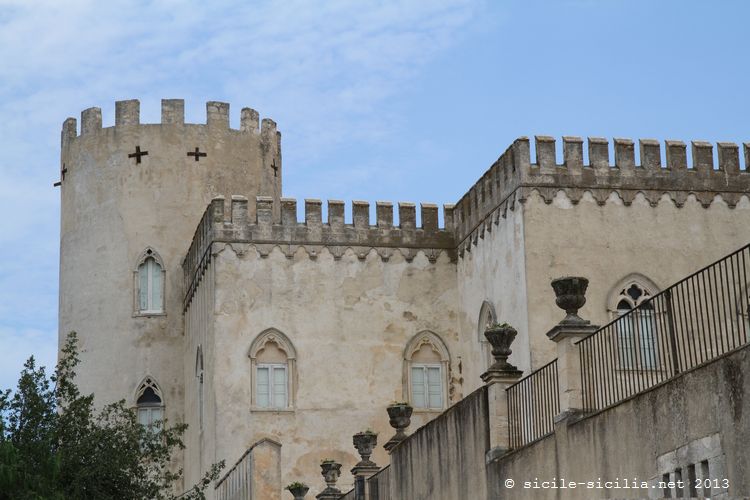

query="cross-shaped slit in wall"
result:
[128,146,149,164]
[53,164,68,187]
[271,159,278,177]
[187,147,207,162]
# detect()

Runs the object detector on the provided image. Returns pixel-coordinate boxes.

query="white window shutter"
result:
[138,263,149,311]
[151,260,163,311]
[256,367,270,408]
[411,366,426,408]
[427,366,443,409]
[273,366,287,408]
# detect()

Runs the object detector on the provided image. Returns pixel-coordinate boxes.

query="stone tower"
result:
[57,99,281,427]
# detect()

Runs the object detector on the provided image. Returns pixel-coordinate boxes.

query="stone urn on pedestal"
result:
[315,460,342,500]
[483,323,520,374]
[285,482,309,500]
[351,430,379,476]
[550,276,590,324]
[383,403,413,452]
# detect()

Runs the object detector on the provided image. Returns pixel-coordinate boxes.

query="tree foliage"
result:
[0,332,224,500]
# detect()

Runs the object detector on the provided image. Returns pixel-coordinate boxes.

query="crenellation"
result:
[563,136,584,172]
[452,135,750,248]
[588,137,609,170]
[161,99,185,125]
[639,139,661,169]
[241,107,260,134]
[691,141,714,173]
[744,143,750,172]
[210,196,226,224]
[61,117,77,145]
[398,202,416,230]
[305,199,322,226]
[666,140,688,170]
[256,196,274,226]
[328,200,345,228]
[81,107,102,135]
[115,99,140,126]
[206,101,230,129]
[717,142,740,173]
[535,135,556,170]
[182,195,456,292]
[443,204,455,233]
[281,198,297,226]
[261,118,277,139]
[614,138,635,171]
[376,201,393,228]
[353,201,369,229]
[231,196,249,226]
[421,203,439,233]
[512,137,530,171]
[66,100,281,138]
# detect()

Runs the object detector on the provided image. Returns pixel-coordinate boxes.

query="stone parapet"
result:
[452,136,750,257]
[182,196,456,310]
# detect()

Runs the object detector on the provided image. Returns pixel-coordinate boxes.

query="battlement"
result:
[61,99,278,141]
[453,136,750,252]
[183,196,456,309]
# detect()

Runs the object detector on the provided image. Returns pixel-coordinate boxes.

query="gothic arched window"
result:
[134,248,165,315]
[135,377,164,429]
[609,276,660,370]
[248,329,297,410]
[403,331,450,411]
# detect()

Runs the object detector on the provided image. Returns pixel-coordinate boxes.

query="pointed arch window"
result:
[609,277,659,370]
[134,248,165,315]
[248,329,297,411]
[135,377,164,430]
[403,331,450,411]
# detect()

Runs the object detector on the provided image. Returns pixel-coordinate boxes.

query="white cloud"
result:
[0,0,482,382]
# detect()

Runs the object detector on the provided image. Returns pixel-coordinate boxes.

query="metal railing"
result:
[215,446,253,500]
[578,243,750,412]
[506,359,559,448]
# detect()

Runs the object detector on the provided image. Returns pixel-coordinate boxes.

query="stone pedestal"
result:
[483,368,522,459]
[315,461,342,500]
[547,322,598,422]
[547,276,599,422]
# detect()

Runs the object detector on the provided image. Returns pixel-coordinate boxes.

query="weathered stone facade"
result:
[57,99,750,497]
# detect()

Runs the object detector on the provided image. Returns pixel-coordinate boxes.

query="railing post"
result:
[664,289,681,376]
[481,324,522,459]
[548,277,599,422]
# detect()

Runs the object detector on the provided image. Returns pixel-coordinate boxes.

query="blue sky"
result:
[1,0,749,390]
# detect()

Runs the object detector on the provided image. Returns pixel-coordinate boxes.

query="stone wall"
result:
[488,344,750,499]
[58,99,279,421]
[193,235,461,494]
[388,386,490,500]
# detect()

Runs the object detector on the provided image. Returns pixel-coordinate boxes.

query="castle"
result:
[57,99,750,497]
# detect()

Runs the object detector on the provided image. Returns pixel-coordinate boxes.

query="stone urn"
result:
[484,324,519,371]
[353,431,378,467]
[285,482,309,499]
[384,403,412,452]
[550,276,589,324]
[316,460,342,499]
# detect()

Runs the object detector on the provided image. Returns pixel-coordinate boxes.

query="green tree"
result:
[0,332,223,500]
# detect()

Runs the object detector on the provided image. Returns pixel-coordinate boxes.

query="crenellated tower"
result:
[57,99,281,431]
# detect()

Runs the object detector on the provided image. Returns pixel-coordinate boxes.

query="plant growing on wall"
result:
[0,332,224,500]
